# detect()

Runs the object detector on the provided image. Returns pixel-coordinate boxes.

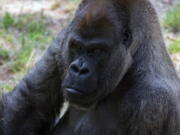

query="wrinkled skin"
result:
[0,0,180,135]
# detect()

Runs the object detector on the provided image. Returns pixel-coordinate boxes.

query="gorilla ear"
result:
[122,28,132,48]
[120,0,148,55]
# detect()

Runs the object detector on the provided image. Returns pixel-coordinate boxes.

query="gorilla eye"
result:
[88,48,105,56]
[92,48,103,54]
[69,42,83,59]
[70,42,82,50]
[70,42,83,53]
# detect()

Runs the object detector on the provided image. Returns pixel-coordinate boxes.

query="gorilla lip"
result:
[65,87,85,95]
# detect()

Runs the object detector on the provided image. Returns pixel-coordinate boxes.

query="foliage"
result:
[1,82,14,92]
[0,13,54,73]
[2,12,14,29]
[167,40,180,54]
[9,43,33,72]
[0,46,9,61]
[163,5,180,33]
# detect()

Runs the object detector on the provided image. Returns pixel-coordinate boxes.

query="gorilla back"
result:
[2,0,180,135]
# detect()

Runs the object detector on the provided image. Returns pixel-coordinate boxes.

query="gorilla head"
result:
[61,0,133,108]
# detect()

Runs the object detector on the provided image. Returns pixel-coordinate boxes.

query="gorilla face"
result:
[61,1,132,108]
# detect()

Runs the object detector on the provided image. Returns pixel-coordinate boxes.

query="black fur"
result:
[1,0,180,135]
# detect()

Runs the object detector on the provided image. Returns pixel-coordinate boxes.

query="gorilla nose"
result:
[70,60,91,77]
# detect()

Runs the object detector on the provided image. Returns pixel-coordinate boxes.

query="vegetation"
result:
[167,40,180,54]
[163,4,180,54]
[0,46,9,61]
[0,13,56,91]
[163,4,180,33]
[0,13,54,73]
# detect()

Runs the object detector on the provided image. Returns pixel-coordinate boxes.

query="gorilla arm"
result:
[120,86,180,135]
[2,31,66,135]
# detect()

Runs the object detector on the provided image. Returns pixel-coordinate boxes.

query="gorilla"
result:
[1,0,180,135]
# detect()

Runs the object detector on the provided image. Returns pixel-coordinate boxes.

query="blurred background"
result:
[0,0,179,92]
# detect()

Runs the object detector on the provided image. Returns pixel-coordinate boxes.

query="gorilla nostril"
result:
[70,64,90,75]
[71,64,79,73]
[80,68,89,74]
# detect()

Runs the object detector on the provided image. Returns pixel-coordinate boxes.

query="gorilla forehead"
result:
[73,0,123,37]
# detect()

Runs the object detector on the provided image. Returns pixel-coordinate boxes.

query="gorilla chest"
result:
[55,107,121,135]
[73,115,120,135]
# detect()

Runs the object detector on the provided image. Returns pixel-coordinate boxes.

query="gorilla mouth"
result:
[65,87,85,96]
[64,87,97,108]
